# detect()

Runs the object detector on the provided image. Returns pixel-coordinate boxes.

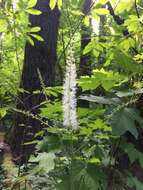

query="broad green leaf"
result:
[29,26,41,32]
[57,162,103,190]
[127,176,143,190]
[115,89,143,98]
[80,119,111,137]
[37,152,56,173]
[37,136,60,152]
[83,41,94,55]
[27,0,37,8]
[78,69,126,91]
[0,108,7,119]
[83,41,103,55]
[115,0,134,14]
[110,108,143,138]
[44,86,62,97]
[98,0,108,4]
[27,36,34,46]
[80,127,93,136]
[30,34,44,41]
[78,107,105,118]
[86,164,107,189]
[49,0,57,10]
[79,95,120,105]
[57,0,62,9]
[124,143,143,167]
[71,10,83,16]
[78,76,98,91]
[40,102,62,118]
[89,119,112,132]
[26,9,42,15]
[114,49,143,74]
[0,19,6,32]
[83,16,90,26]
[119,38,135,52]
[115,91,134,97]
[124,15,139,32]
[92,8,109,16]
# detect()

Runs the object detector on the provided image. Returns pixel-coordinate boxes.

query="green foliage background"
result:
[1,0,143,189]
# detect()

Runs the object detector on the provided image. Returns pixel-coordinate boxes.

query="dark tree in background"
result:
[9,0,60,163]
[78,0,93,108]
[79,0,93,76]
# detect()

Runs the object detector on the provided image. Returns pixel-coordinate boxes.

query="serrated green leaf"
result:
[124,15,139,32]
[89,119,112,132]
[78,69,126,91]
[40,102,62,118]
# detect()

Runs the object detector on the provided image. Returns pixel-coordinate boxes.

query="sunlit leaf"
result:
[27,0,37,8]
[30,34,44,41]
[57,0,62,9]
[49,0,57,10]
[0,108,7,119]
[29,26,41,32]
[26,9,42,15]
[27,36,34,46]
[92,8,109,16]
[0,19,6,32]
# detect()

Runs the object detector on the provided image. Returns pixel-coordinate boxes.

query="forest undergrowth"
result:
[1,0,143,190]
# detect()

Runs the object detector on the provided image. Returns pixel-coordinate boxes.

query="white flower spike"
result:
[62,44,78,130]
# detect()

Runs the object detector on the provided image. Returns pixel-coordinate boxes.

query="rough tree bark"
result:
[9,0,60,163]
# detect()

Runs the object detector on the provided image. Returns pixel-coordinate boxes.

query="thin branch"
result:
[135,0,140,18]
[106,1,129,36]
[106,1,124,25]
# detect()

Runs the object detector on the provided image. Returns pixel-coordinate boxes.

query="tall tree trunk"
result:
[79,0,93,76]
[9,0,60,164]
